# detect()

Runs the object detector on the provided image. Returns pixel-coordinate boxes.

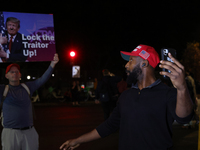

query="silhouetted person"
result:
[95,69,121,120]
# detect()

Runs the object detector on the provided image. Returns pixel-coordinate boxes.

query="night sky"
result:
[3,1,200,72]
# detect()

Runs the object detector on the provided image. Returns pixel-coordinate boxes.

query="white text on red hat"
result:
[133,46,142,52]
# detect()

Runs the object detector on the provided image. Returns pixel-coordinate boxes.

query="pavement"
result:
[0,101,199,150]
[35,101,199,150]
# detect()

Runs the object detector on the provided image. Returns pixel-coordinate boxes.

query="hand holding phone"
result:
[159,50,187,92]
[160,48,176,79]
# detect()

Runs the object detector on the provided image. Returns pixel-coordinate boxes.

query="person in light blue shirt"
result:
[0,53,59,150]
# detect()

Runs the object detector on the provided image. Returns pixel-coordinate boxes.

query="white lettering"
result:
[23,42,28,48]
[23,42,49,49]
[23,50,37,58]
[22,34,26,40]
[42,35,54,41]
[26,35,32,40]
[23,49,28,56]
[22,34,41,41]
[29,51,34,57]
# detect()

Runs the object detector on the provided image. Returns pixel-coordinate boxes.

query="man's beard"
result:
[126,64,142,85]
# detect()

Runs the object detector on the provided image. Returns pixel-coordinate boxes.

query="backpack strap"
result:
[3,85,9,98]
[0,83,31,110]
[0,84,36,121]
[21,83,30,95]
[0,85,9,121]
[1,85,9,109]
[1,84,30,103]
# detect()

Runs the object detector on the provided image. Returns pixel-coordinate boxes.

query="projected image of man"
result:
[0,17,28,62]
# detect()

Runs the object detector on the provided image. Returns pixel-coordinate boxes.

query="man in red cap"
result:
[60,44,194,150]
[0,53,59,150]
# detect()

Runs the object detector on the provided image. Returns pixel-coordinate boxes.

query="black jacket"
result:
[5,31,28,62]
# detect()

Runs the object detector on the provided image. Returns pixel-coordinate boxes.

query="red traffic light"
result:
[70,51,76,58]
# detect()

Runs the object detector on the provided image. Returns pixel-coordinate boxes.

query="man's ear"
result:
[5,73,8,79]
[141,60,149,68]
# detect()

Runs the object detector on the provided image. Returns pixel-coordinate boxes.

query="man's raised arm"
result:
[159,53,194,117]
[50,53,59,68]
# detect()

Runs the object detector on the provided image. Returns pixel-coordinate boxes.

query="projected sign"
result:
[72,66,80,78]
[0,11,56,62]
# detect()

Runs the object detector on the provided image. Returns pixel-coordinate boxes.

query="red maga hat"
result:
[5,63,20,74]
[120,44,160,68]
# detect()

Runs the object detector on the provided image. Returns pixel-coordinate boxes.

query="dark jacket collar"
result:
[131,79,161,89]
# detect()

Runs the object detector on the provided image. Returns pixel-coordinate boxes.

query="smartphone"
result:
[161,48,176,79]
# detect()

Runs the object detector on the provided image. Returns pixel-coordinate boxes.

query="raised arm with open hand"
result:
[159,53,194,117]
[50,53,59,68]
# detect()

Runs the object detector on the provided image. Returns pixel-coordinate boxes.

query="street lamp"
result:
[69,50,76,65]
[70,51,76,58]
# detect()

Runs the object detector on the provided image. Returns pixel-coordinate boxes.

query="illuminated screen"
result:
[72,66,80,78]
[0,11,56,62]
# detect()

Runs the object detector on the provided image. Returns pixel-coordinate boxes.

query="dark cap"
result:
[102,69,110,76]
[5,63,20,74]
